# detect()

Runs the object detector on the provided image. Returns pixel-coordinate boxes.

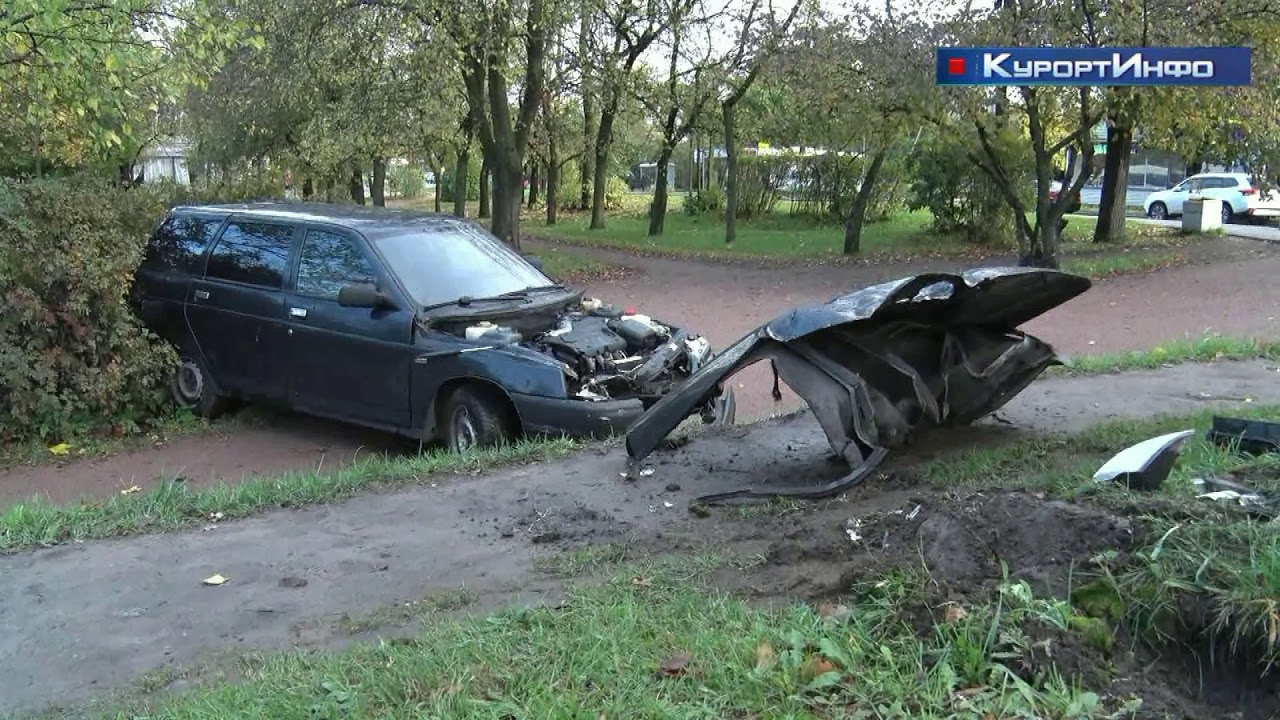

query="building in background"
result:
[138,137,193,185]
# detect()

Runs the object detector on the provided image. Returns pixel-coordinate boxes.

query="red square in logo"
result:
[947,57,966,75]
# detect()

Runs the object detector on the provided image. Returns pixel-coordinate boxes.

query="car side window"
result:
[295,229,378,300]
[142,214,221,273]
[205,220,294,289]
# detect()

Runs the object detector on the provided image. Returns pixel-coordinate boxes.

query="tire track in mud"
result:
[3,360,1280,716]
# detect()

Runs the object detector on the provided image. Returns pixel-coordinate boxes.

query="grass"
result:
[81,560,1125,720]
[526,204,1198,269]
[1052,335,1280,375]
[70,404,1280,718]
[0,437,578,552]
[534,246,625,283]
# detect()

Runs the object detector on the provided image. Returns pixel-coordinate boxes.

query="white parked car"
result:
[1143,172,1280,224]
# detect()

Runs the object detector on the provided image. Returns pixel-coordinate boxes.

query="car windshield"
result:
[374,224,555,308]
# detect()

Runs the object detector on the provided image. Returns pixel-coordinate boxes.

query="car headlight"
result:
[684,336,712,371]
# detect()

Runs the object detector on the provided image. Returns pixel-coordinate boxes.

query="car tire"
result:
[171,341,234,420]
[442,384,514,453]
[1148,202,1168,220]
[1221,203,1233,225]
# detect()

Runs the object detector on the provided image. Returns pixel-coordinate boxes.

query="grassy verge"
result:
[526,207,1192,265]
[1052,335,1280,375]
[82,560,1123,719]
[535,246,626,283]
[1060,249,1184,279]
[73,406,1280,718]
[0,438,578,552]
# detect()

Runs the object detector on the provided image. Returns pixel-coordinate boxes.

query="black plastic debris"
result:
[1206,416,1280,455]
[1092,429,1195,491]
[624,267,1091,501]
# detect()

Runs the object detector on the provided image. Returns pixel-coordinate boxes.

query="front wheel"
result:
[441,385,515,453]
[1147,202,1168,220]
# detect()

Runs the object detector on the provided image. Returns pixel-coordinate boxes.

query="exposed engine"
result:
[456,299,713,404]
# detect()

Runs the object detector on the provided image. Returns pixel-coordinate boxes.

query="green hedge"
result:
[0,174,282,443]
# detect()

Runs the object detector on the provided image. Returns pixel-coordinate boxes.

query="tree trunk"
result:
[429,163,443,212]
[349,162,365,205]
[1093,121,1133,243]
[1022,223,1062,268]
[453,146,470,218]
[842,148,887,255]
[648,145,676,236]
[579,16,596,211]
[1186,160,1204,176]
[489,160,523,251]
[722,101,739,245]
[590,106,617,230]
[302,176,314,199]
[371,156,387,207]
[527,164,540,208]
[546,162,560,226]
[478,159,491,218]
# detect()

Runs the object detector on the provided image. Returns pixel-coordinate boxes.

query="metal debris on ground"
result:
[1206,416,1280,455]
[1092,429,1196,491]
[624,267,1091,503]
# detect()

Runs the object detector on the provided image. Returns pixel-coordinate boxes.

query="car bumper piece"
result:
[511,392,646,440]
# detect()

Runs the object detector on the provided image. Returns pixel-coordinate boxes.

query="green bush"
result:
[733,155,784,219]
[906,129,1031,246]
[682,185,724,215]
[387,163,426,199]
[0,173,285,442]
[437,155,481,203]
[0,177,176,442]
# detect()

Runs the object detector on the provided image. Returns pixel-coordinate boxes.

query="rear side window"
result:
[205,220,295,289]
[296,229,378,300]
[143,214,220,273]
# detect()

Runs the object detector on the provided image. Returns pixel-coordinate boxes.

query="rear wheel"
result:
[441,385,515,453]
[1221,203,1233,225]
[172,341,233,419]
[1147,202,1168,220]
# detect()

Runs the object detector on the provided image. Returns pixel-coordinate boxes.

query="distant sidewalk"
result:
[1131,217,1280,245]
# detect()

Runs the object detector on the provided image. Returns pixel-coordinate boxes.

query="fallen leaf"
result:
[631,575,653,587]
[209,511,224,521]
[48,443,71,456]
[202,574,228,586]
[817,602,851,621]
[943,604,968,624]
[754,641,776,669]
[120,485,141,495]
[658,651,692,677]
[800,654,839,682]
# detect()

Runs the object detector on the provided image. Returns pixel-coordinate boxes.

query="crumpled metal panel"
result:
[624,267,1092,468]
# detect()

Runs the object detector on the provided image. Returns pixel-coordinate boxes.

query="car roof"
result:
[170,202,480,239]
[1191,172,1252,182]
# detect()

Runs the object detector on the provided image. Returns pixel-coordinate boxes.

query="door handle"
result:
[194,290,210,301]
[289,307,308,318]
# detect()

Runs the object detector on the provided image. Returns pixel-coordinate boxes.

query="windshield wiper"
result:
[421,294,528,312]
[515,284,568,293]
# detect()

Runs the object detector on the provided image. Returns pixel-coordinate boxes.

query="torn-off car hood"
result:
[624,267,1092,466]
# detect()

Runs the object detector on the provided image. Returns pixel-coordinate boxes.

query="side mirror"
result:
[337,283,392,309]
[523,254,545,271]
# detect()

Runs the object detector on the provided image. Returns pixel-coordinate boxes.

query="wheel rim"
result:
[174,359,204,405]
[1151,204,1166,219]
[1222,205,1230,224]
[451,406,477,451]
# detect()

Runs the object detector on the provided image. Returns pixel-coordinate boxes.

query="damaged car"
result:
[129,203,735,451]
[625,267,1092,501]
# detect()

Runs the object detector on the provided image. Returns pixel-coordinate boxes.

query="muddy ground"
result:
[3,360,1280,718]
[1,235,1275,507]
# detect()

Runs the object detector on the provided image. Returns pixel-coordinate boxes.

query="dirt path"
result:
[4,361,1279,718]
[0,237,1275,507]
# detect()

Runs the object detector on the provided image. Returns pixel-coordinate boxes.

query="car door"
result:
[1202,177,1241,212]
[284,226,416,428]
[184,217,298,403]
[1167,178,1201,214]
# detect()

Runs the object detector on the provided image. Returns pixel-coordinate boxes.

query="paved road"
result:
[1133,217,1280,245]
